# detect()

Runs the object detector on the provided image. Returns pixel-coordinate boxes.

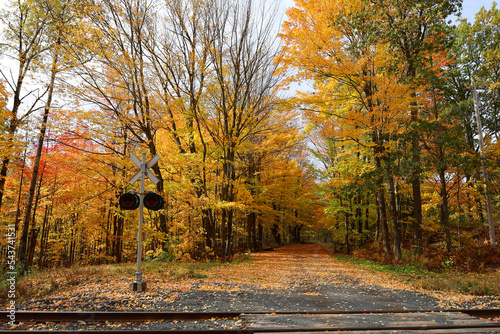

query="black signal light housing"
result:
[143,192,164,211]
[119,192,140,210]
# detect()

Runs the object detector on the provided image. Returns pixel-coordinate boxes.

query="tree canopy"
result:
[1,0,499,271]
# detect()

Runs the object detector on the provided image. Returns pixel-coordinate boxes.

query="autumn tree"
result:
[468,4,500,140]
[144,0,216,253]
[0,0,320,268]
[369,0,462,252]
[281,0,420,259]
[67,0,171,240]
[198,0,284,260]
[468,4,500,247]
[0,0,54,213]
[18,0,85,270]
[441,4,500,248]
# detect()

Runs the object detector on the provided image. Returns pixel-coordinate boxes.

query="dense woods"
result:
[280,0,500,267]
[0,0,499,272]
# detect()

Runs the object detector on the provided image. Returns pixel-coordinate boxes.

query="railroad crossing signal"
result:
[119,153,164,211]
[143,192,164,211]
[123,152,163,292]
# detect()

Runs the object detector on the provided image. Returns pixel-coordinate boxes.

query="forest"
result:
[0,0,499,273]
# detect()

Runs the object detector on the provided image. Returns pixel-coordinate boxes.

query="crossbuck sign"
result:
[130,153,160,185]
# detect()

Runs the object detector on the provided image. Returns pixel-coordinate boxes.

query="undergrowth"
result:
[335,255,434,278]
[335,254,500,296]
[1,254,255,307]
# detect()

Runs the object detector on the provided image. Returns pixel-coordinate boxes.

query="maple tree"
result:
[18,0,85,270]
[145,0,214,253]
[200,0,285,260]
[468,4,500,138]
[369,0,462,253]
[280,0,420,260]
[0,0,54,213]
[446,4,500,249]
[469,5,500,247]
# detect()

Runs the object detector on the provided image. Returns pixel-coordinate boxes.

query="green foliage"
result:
[334,255,434,278]
[145,249,175,262]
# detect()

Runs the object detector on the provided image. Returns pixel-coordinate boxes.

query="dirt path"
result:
[16,244,433,312]
[200,244,366,291]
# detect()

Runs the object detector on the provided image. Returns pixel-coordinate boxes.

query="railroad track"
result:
[2,309,500,333]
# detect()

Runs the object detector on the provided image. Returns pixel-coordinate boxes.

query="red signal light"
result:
[144,192,164,211]
[119,193,140,210]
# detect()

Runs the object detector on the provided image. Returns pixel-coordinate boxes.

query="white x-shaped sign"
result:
[129,154,160,185]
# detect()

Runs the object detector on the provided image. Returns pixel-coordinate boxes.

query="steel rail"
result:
[0,311,241,322]
[2,308,500,323]
[4,322,500,334]
[2,309,500,333]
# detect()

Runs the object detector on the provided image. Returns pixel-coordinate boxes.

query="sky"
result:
[0,0,496,27]
[279,0,496,23]
[461,0,497,21]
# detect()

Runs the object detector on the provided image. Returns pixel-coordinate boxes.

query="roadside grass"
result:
[335,255,500,296]
[8,263,132,305]
[1,254,255,307]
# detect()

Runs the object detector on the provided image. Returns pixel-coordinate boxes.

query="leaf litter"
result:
[5,244,500,331]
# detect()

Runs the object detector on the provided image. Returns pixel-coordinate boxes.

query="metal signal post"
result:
[128,153,160,292]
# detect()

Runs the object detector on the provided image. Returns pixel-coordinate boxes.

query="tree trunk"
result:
[439,167,452,254]
[113,213,124,263]
[27,228,39,268]
[14,147,28,232]
[38,205,51,268]
[364,196,370,231]
[257,223,263,250]
[27,173,43,267]
[472,77,496,247]
[374,143,390,255]
[247,212,257,251]
[19,47,59,269]
[344,211,351,254]
[386,159,401,261]
[411,123,423,254]
[356,191,363,234]
[0,82,23,211]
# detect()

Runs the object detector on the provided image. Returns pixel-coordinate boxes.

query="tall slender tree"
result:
[0,0,53,211]
[370,0,462,253]
[19,0,83,270]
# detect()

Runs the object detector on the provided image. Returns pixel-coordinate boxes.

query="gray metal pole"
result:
[131,153,147,291]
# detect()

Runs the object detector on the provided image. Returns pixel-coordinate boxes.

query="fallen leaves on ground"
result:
[12,244,500,312]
